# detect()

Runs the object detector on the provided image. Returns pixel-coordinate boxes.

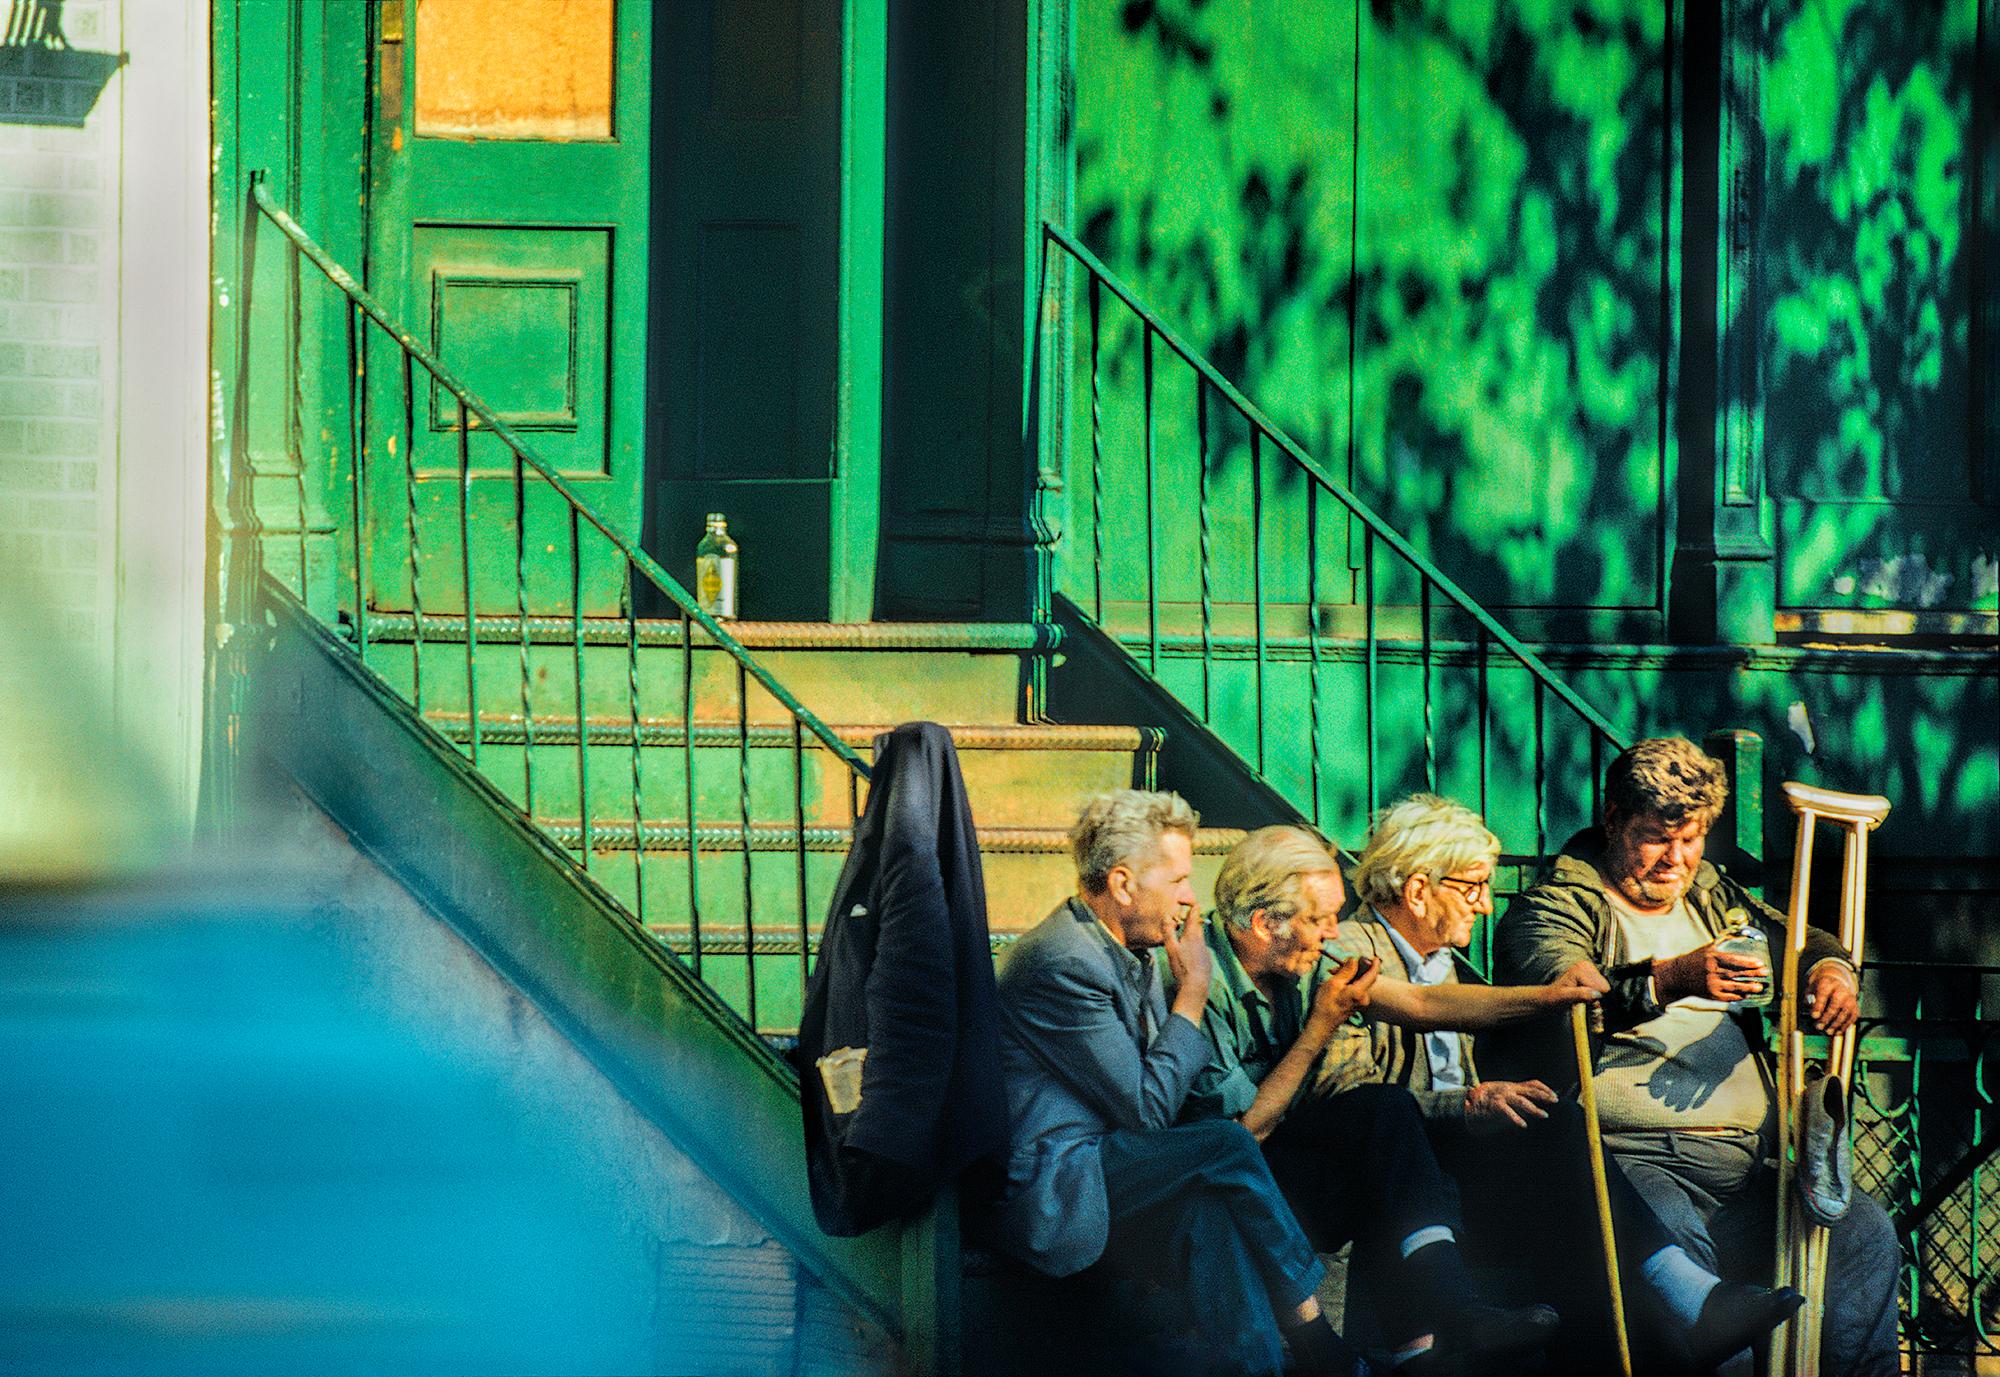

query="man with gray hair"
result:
[1492,738,1898,1375]
[991,789,1362,1376]
[1177,820,1601,1370]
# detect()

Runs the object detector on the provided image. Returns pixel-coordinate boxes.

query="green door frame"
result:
[833,0,888,622]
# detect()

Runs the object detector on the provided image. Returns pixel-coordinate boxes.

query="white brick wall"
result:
[0,0,207,836]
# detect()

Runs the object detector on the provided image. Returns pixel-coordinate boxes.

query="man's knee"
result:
[1830,1189,1900,1279]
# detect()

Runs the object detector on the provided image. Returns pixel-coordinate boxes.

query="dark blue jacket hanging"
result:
[795,722,1009,1236]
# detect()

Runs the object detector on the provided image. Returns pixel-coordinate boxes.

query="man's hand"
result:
[1464,1079,1557,1134]
[1541,959,1610,1007]
[1305,957,1379,1032]
[1163,907,1213,1011]
[1808,962,1859,1035]
[1653,941,1769,1005]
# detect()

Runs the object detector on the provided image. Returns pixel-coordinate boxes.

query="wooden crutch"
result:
[1770,782,1890,1377]
[1572,1001,1634,1377]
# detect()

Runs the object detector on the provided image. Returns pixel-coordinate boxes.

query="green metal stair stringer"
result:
[237,576,907,1341]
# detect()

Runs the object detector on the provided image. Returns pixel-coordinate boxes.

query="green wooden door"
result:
[651,0,862,621]
[364,0,650,617]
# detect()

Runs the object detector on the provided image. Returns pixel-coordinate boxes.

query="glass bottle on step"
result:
[1715,909,1773,1009]
[695,513,739,620]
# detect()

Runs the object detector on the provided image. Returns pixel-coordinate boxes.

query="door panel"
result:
[365,0,647,617]
[654,0,843,620]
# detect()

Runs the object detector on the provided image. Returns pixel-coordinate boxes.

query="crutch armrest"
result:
[1780,781,1890,828]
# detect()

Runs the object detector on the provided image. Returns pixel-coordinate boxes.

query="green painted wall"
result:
[1066,0,1997,630]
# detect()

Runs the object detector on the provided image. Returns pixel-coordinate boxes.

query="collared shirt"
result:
[1173,913,1309,1121]
[1379,913,1467,1091]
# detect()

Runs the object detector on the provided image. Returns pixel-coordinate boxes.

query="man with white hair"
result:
[1343,793,1807,1372]
[991,789,1363,1377]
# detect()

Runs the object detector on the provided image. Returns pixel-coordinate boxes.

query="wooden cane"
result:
[1771,782,1889,1377]
[1572,1001,1634,1377]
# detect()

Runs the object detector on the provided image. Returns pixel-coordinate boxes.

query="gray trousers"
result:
[1605,1129,1900,1377]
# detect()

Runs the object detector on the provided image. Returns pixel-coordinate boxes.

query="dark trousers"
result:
[1261,1083,1468,1345]
[1607,1130,1900,1377]
[1434,1099,1676,1372]
[1097,1118,1331,1377]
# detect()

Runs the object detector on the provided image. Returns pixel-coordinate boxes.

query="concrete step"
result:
[424,714,1160,828]
[549,820,1244,938]
[361,617,1053,728]
[546,824,1244,1034]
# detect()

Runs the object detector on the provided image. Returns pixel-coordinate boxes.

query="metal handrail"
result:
[251,177,871,782]
[1042,220,1624,748]
[247,176,868,1032]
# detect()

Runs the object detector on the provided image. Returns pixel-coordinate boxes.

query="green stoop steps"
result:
[357,617,1202,1034]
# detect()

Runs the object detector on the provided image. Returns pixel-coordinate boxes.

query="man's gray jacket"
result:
[1485,826,1851,1091]
[991,897,1213,1276]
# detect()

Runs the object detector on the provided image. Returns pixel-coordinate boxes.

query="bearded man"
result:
[1490,738,1900,1377]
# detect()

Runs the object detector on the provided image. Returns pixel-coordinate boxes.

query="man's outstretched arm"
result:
[1366,960,1606,1032]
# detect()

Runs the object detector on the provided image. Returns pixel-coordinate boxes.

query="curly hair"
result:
[1603,737,1729,829]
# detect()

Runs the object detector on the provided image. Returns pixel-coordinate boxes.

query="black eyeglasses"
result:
[1436,875,1492,901]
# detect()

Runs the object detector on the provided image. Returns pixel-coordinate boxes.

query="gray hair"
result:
[1214,826,1343,937]
[1351,794,1501,910]
[1070,789,1199,894]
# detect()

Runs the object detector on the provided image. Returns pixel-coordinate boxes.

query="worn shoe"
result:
[1797,1074,1853,1227]
[1684,1281,1805,1370]
[1410,1302,1559,1373]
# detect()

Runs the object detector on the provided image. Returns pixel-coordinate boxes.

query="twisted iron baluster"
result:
[794,719,810,992]
[346,302,367,659]
[1142,327,1158,675]
[457,397,480,766]
[628,559,646,925]
[570,507,591,873]
[1307,481,1323,828]
[1252,429,1267,776]
[1197,380,1213,722]
[1422,580,1435,792]
[1090,275,1104,622]
[738,660,756,1031]
[683,611,701,977]
[403,353,423,715]
[289,241,310,609]
[514,449,535,817]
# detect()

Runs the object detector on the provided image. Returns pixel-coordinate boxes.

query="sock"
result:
[1283,1311,1366,1377]
[1389,1335,1436,1366]
[1641,1244,1722,1328]
[1398,1231,1476,1323]
[1399,1225,1455,1259]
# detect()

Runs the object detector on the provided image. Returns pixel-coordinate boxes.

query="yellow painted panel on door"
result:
[414,0,614,141]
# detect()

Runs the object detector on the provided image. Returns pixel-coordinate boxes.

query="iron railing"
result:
[246,177,868,1034]
[1846,961,2000,1360]
[1035,223,1626,855]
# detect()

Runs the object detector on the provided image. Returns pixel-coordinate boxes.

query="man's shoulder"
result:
[1508,832,1613,913]
[1000,901,1110,989]
[1337,912,1401,964]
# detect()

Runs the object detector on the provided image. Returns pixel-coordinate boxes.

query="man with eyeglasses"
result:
[1170,820,1602,1372]
[1176,803,1809,1374]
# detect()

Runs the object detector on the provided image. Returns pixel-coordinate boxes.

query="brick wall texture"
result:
[0,0,116,653]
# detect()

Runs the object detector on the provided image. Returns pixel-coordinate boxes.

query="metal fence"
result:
[245,178,869,1035]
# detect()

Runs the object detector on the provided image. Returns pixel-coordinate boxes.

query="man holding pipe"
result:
[1491,737,1900,1377]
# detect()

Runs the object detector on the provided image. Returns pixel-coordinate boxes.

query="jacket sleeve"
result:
[1494,889,1661,1034]
[1411,1086,1470,1124]
[846,778,959,1164]
[1006,949,1210,1132]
